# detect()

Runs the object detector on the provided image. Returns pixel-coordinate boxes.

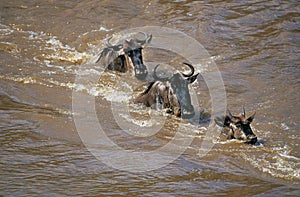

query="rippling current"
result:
[0,0,299,196]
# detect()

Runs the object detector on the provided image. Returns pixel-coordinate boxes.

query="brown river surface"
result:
[0,0,299,196]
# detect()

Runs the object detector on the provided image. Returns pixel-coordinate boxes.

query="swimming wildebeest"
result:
[133,62,199,118]
[215,107,257,144]
[96,32,152,80]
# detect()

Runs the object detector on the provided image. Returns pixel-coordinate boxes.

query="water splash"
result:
[241,144,300,181]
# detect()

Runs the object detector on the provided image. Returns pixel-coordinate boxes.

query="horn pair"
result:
[227,106,255,119]
[105,32,151,50]
[227,106,245,119]
[153,62,196,81]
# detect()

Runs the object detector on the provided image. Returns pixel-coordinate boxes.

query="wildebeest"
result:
[132,62,199,118]
[96,32,152,80]
[215,107,257,144]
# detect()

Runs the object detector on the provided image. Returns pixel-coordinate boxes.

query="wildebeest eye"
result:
[134,49,142,55]
[124,48,132,54]
[236,122,242,128]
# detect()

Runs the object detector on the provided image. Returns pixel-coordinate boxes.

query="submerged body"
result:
[96,32,152,80]
[215,107,257,144]
[133,63,199,118]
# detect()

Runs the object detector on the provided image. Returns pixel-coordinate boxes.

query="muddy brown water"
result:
[0,0,299,196]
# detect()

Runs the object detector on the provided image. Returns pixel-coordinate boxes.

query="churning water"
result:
[0,0,299,196]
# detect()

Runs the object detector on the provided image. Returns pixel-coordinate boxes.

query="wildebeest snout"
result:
[181,104,195,118]
[246,134,257,144]
[134,63,148,80]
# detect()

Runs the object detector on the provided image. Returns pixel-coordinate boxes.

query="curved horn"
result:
[105,37,113,47]
[227,108,234,120]
[135,32,152,45]
[105,37,123,50]
[182,62,195,77]
[153,64,169,81]
[242,105,246,117]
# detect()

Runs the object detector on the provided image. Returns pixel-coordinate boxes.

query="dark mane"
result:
[141,81,156,95]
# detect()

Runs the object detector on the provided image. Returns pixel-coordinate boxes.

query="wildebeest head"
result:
[96,32,152,80]
[153,62,199,118]
[215,107,257,144]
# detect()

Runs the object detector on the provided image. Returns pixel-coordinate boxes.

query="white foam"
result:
[82,26,112,36]
[99,26,112,32]
[74,68,103,76]
[103,91,132,103]
[280,122,289,131]
[119,113,155,128]
[241,144,300,181]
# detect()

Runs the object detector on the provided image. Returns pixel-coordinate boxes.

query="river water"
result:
[0,0,299,196]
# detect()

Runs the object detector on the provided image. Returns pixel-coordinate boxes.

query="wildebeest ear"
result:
[215,116,226,127]
[187,73,199,84]
[123,40,129,48]
[122,40,132,54]
[227,109,234,120]
[247,112,256,123]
